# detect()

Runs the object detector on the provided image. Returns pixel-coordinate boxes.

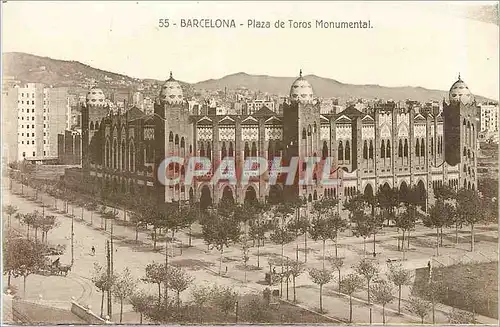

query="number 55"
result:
[159,19,170,28]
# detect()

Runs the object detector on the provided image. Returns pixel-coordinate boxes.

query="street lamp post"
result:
[71,213,74,266]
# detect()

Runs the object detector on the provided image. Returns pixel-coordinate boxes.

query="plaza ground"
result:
[2,179,499,324]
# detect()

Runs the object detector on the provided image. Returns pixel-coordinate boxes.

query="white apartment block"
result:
[15,83,69,161]
[479,103,499,133]
[246,99,276,115]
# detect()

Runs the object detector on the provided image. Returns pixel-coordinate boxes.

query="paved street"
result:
[3,180,498,324]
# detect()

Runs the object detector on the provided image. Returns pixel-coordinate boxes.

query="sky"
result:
[2,1,499,100]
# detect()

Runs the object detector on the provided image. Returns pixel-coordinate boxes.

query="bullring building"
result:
[81,72,478,208]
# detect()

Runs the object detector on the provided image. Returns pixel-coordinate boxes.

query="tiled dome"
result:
[159,72,184,105]
[290,70,314,104]
[449,74,474,105]
[86,87,106,105]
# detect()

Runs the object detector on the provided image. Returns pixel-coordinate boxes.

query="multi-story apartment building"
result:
[12,83,69,161]
[246,99,276,115]
[2,85,19,164]
[478,102,498,133]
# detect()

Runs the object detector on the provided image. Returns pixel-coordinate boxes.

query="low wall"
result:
[70,301,109,324]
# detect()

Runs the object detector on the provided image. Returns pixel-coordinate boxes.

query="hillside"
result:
[195,72,493,103]
[2,52,144,88]
[2,52,494,103]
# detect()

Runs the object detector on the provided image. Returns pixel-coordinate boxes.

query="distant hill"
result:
[3,52,143,88]
[195,72,493,103]
[3,52,494,103]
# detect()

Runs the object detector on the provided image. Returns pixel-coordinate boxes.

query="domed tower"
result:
[443,74,478,190]
[282,70,321,200]
[82,86,109,168]
[153,72,192,203]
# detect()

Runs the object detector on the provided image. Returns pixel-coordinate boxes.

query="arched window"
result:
[420,138,425,157]
[121,142,125,170]
[345,141,350,161]
[431,138,434,155]
[404,139,409,158]
[95,121,99,130]
[386,140,391,158]
[206,143,212,160]
[129,142,135,172]
[175,134,179,145]
[302,128,307,140]
[169,132,174,142]
[415,139,420,157]
[113,140,117,168]
[251,142,257,157]
[200,142,205,157]
[463,146,466,157]
[322,141,328,160]
[369,140,374,159]
[381,140,385,159]
[363,140,368,160]
[398,140,403,158]
[180,137,185,148]
[244,142,250,159]
[90,121,94,130]
[307,125,312,136]
[229,142,234,157]
[221,142,227,159]
[338,141,344,161]
[313,122,317,134]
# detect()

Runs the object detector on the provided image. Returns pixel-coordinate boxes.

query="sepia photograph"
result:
[1,1,499,325]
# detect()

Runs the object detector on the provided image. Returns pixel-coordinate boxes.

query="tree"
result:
[456,189,485,252]
[130,212,145,243]
[3,205,18,227]
[249,217,273,268]
[129,290,154,324]
[201,202,241,275]
[289,260,305,303]
[112,268,138,323]
[308,268,333,313]
[424,199,454,255]
[394,204,419,260]
[168,266,194,309]
[142,262,168,305]
[40,215,57,243]
[371,280,395,324]
[419,279,445,324]
[477,177,498,200]
[85,201,99,226]
[406,295,431,324]
[354,258,379,304]
[270,223,295,296]
[212,285,238,318]
[91,263,115,317]
[328,256,344,291]
[240,237,250,282]
[377,186,399,225]
[340,273,364,323]
[447,308,476,324]
[387,263,413,314]
[349,209,372,257]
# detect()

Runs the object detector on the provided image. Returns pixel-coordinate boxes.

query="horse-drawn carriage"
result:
[38,257,72,277]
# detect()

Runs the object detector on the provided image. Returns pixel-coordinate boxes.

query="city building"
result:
[2,85,19,164]
[79,72,478,208]
[9,83,70,162]
[246,99,276,115]
[478,102,499,134]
